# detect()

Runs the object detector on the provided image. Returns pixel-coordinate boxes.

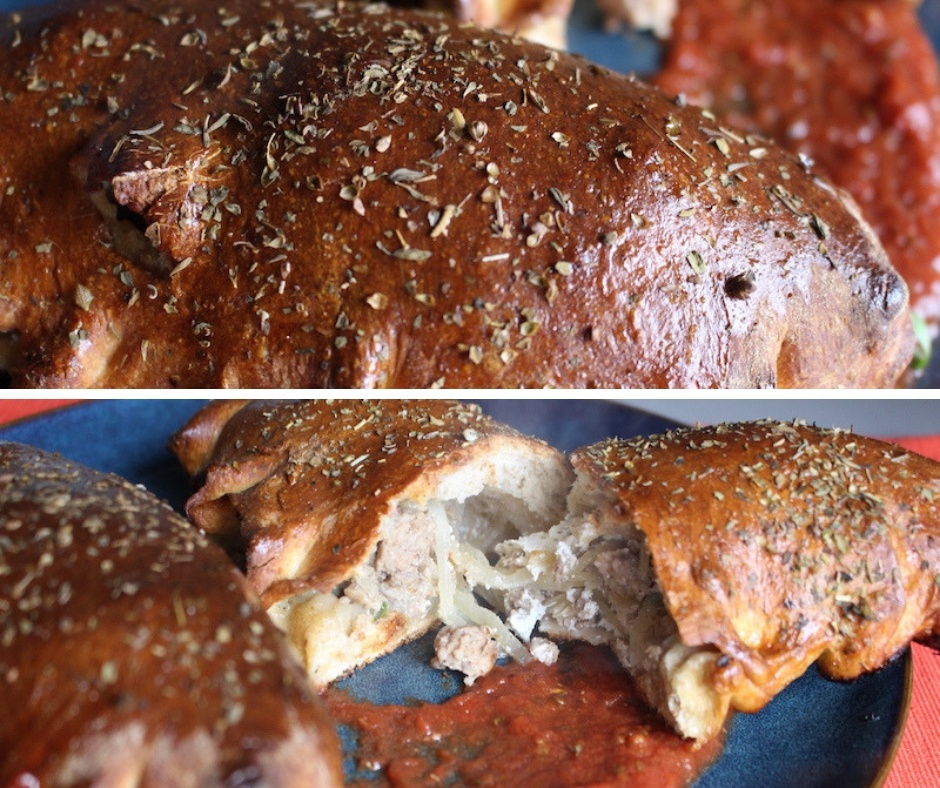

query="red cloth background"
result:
[0,399,935,786]
[883,434,940,788]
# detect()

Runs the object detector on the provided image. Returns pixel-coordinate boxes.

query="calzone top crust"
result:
[0,0,913,387]
[173,399,571,604]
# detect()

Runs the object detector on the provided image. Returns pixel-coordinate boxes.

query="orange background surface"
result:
[0,398,936,787]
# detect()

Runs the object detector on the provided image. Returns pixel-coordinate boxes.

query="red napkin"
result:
[0,400,80,423]
[882,435,940,788]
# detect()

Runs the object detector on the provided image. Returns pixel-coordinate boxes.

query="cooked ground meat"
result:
[432,625,499,685]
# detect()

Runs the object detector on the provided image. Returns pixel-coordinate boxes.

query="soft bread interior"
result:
[268,451,728,742]
[468,474,730,742]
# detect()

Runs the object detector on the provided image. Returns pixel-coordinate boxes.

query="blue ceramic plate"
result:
[0,400,912,787]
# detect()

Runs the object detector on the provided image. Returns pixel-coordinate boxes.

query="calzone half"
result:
[0,441,342,786]
[171,399,574,685]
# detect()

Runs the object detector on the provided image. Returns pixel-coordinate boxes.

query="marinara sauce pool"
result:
[324,642,725,787]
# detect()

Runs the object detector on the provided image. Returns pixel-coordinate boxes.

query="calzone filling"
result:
[268,471,727,743]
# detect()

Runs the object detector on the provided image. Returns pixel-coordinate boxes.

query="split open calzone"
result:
[538,419,940,740]
[173,401,940,742]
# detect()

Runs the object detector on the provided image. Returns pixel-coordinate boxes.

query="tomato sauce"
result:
[655,0,940,329]
[323,643,724,787]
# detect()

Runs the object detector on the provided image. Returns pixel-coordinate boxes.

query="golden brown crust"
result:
[171,399,570,606]
[0,0,913,388]
[0,441,342,786]
[572,421,940,713]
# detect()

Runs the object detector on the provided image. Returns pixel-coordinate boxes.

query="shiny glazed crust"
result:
[0,0,913,388]
[572,421,940,714]
[0,442,343,786]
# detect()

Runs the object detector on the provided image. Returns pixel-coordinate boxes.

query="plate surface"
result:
[0,399,912,787]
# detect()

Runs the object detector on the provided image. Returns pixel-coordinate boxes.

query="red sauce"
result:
[323,643,724,787]
[655,0,940,328]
